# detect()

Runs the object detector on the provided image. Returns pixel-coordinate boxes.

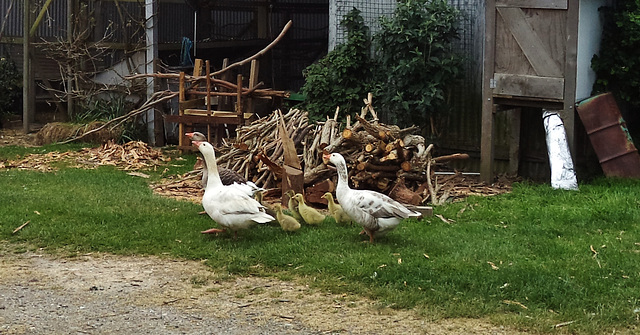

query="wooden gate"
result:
[480,0,579,182]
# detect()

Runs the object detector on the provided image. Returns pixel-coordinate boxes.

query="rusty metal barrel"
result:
[576,92,640,178]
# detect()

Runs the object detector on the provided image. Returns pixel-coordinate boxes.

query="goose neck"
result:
[202,148,223,189]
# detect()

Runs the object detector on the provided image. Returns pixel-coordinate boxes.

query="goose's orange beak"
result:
[322,152,331,164]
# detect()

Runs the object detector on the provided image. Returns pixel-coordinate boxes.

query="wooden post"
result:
[236,73,243,117]
[205,60,212,142]
[562,0,580,155]
[23,0,33,133]
[66,0,74,119]
[246,59,259,114]
[220,58,230,110]
[508,108,521,175]
[145,0,160,145]
[178,72,185,149]
[480,0,496,183]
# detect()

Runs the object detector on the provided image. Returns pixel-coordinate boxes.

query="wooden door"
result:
[480,0,579,182]
[494,1,568,101]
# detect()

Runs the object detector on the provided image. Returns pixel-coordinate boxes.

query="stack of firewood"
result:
[214,108,314,190]
[304,94,449,205]
[207,94,469,205]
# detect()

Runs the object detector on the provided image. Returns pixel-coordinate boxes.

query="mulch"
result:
[0,130,515,205]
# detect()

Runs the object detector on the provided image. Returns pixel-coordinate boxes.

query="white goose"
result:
[324,152,421,243]
[194,140,274,239]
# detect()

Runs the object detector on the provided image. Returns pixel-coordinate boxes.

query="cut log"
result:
[304,179,335,206]
[434,153,470,163]
[304,163,332,185]
[355,114,388,141]
[320,116,337,149]
[356,162,401,172]
[400,161,412,172]
[389,177,422,205]
[256,151,283,178]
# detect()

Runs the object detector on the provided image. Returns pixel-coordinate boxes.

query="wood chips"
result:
[0,140,168,172]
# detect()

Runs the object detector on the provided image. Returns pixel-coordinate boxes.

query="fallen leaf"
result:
[503,300,528,309]
[128,172,151,178]
[435,214,454,224]
[487,261,499,270]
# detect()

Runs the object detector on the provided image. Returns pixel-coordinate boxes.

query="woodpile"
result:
[213,108,314,189]
[184,94,477,206]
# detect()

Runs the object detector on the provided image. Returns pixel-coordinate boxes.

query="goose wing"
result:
[204,185,273,222]
[349,189,418,219]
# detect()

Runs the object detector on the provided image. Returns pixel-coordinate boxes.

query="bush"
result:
[374,0,462,130]
[300,1,463,134]
[0,56,22,117]
[591,1,640,109]
[301,8,374,122]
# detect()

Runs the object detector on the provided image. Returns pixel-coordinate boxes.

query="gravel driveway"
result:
[0,245,526,335]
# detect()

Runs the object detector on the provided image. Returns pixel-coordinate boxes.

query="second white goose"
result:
[324,152,421,243]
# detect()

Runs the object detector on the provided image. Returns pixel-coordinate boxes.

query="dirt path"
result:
[0,245,527,335]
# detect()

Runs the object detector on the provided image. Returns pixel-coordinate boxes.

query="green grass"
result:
[1,144,640,334]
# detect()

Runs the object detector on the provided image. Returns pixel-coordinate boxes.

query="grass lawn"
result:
[1,143,639,334]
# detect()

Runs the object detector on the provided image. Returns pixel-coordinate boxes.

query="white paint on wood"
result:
[575,0,608,101]
[145,0,158,145]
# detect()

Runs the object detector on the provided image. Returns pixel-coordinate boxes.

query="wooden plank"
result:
[219,58,231,110]
[246,59,259,114]
[494,97,564,110]
[183,109,253,118]
[179,98,205,109]
[164,113,252,124]
[480,0,497,183]
[206,60,212,115]
[236,74,243,117]
[497,7,563,77]
[278,109,302,170]
[496,0,567,10]
[494,73,564,100]
[562,0,579,153]
[178,72,186,148]
[508,108,521,175]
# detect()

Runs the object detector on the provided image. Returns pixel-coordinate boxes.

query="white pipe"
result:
[543,110,578,190]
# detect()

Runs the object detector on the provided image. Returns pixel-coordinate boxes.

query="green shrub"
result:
[374,0,462,130]
[0,56,22,116]
[301,8,374,122]
[300,1,463,134]
[591,1,640,109]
